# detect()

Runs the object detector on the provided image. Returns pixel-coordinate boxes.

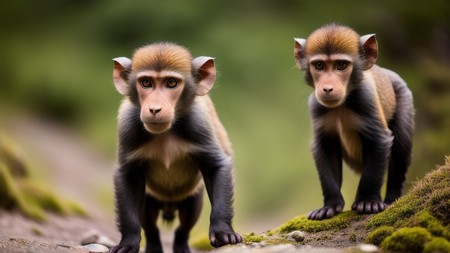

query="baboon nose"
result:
[323,87,333,93]
[149,107,162,115]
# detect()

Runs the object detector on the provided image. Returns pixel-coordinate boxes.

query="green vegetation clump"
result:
[277,211,361,233]
[423,237,450,253]
[0,133,86,220]
[412,211,450,240]
[243,232,266,243]
[0,162,44,220]
[189,234,214,251]
[380,227,432,253]
[366,226,395,246]
[243,232,293,245]
[366,156,450,251]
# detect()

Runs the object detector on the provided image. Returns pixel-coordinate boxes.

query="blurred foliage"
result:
[1,0,449,230]
[0,132,86,220]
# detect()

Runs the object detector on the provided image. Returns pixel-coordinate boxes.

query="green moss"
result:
[366,158,450,251]
[366,194,418,229]
[367,156,450,229]
[31,226,44,236]
[266,230,275,236]
[21,180,70,215]
[0,134,86,220]
[266,237,293,245]
[0,133,28,178]
[67,201,87,216]
[381,227,432,253]
[428,186,450,226]
[349,232,357,243]
[0,162,22,209]
[412,211,450,240]
[424,237,450,253]
[243,232,265,243]
[242,232,293,245]
[277,211,360,233]
[190,233,214,251]
[366,226,395,246]
[0,162,45,220]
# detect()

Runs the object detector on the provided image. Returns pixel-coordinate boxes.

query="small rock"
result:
[81,229,116,248]
[82,243,109,253]
[80,230,99,245]
[286,230,306,242]
[357,243,379,252]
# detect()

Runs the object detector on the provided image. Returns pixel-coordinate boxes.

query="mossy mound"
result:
[366,156,450,252]
[0,133,85,221]
[423,237,450,253]
[380,227,432,253]
[231,156,450,252]
[277,210,362,234]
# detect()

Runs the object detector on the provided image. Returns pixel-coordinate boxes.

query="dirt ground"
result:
[0,211,114,253]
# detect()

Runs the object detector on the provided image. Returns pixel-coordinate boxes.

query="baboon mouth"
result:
[143,121,171,134]
[146,120,169,125]
[320,98,343,108]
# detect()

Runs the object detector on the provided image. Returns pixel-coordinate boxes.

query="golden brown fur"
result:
[305,24,360,56]
[132,43,192,74]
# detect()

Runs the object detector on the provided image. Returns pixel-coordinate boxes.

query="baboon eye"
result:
[314,61,325,70]
[336,61,348,71]
[140,78,152,88]
[166,78,179,89]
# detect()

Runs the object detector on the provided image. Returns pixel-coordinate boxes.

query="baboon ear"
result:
[193,56,216,96]
[294,38,307,70]
[113,57,132,96]
[360,34,378,70]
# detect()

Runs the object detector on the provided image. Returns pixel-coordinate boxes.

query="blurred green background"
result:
[1,0,450,235]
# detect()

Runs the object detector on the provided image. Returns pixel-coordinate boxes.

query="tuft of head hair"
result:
[305,24,360,57]
[131,42,193,75]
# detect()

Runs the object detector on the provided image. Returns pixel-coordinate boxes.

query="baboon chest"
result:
[321,108,363,172]
[130,134,204,201]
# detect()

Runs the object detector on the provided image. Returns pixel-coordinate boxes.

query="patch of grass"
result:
[277,211,361,233]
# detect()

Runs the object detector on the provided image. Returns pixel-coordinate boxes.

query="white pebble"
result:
[82,243,109,253]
